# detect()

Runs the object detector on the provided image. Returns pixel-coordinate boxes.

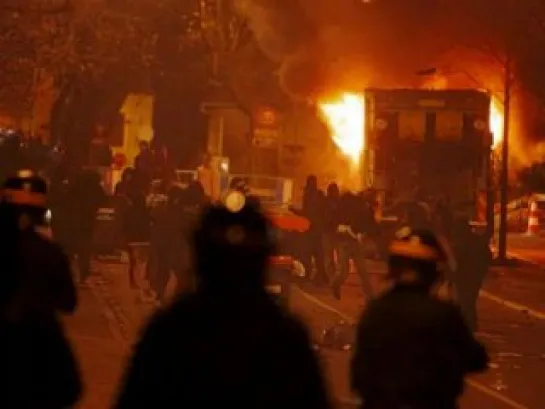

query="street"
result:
[62,286,127,409]
[292,262,545,409]
[62,252,545,409]
[507,233,545,267]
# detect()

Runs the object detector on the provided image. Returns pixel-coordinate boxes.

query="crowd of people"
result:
[298,175,491,332]
[0,166,490,409]
[0,130,64,182]
[0,128,494,408]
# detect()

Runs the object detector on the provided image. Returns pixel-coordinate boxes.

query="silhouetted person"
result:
[0,169,81,408]
[302,175,327,284]
[66,168,106,283]
[450,218,491,331]
[114,167,136,197]
[115,190,332,409]
[117,174,150,288]
[174,181,207,293]
[48,165,72,251]
[134,141,153,192]
[332,192,377,300]
[351,228,488,409]
[147,179,182,301]
[323,182,341,279]
[152,142,170,180]
[89,126,113,167]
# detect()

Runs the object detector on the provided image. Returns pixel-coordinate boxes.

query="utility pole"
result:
[497,56,512,262]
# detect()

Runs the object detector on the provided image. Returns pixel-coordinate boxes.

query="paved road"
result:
[293,261,545,409]
[507,233,545,265]
[62,286,127,409]
[91,258,545,408]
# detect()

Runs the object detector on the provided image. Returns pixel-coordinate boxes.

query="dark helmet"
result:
[229,177,250,196]
[1,169,48,228]
[387,227,455,286]
[192,190,275,289]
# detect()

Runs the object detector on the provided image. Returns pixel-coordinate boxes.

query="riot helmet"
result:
[1,169,48,229]
[192,190,275,291]
[387,227,455,288]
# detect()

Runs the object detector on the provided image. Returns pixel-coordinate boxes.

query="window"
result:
[398,111,425,141]
[436,111,463,140]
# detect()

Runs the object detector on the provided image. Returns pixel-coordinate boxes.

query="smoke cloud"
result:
[234,0,449,99]
[233,0,313,61]
[233,0,327,98]
[234,0,545,168]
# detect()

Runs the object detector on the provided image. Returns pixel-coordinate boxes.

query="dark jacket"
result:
[302,187,326,231]
[351,284,488,409]
[115,290,332,409]
[0,229,81,409]
[117,187,150,244]
[324,195,341,234]
[338,194,378,240]
[67,171,106,239]
[1,315,81,409]
[17,229,77,314]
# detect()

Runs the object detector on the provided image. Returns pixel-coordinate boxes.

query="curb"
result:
[505,251,544,268]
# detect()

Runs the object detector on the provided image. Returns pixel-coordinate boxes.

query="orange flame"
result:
[490,97,503,149]
[318,93,366,167]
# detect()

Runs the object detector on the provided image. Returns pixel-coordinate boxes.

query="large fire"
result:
[318,92,502,167]
[318,93,366,167]
[490,97,503,149]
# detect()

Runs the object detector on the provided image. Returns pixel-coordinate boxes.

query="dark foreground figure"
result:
[351,228,489,409]
[0,170,81,408]
[115,191,332,409]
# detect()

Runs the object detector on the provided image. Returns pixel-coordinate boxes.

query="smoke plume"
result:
[233,0,327,98]
[234,0,448,99]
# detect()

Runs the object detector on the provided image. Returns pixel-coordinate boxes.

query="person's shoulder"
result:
[264,302,312,339]
[23,229,67,256]
[357,293,387,317]
[147,293,201,329]
[432,297,463,317]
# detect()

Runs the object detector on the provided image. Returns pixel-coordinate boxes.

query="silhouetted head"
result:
[387,227,454,291]
[192,191,275,293]
[326,182,340,198]
[139,141,149,152]
[305,175,318,190]
[121,167,135,182]
[186,180,206,206]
